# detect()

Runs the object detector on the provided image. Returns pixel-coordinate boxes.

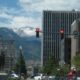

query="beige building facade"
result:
[71,19,80,64]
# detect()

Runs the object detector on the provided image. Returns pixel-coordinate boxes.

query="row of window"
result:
[43,11,80,65]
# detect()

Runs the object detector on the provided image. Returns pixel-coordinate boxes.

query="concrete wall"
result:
[71,19,80,64]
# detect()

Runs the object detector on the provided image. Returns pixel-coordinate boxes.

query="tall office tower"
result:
[42,10,80,66]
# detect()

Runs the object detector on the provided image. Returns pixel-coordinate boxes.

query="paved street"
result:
[0,75,7,80]
[27,78,34,80]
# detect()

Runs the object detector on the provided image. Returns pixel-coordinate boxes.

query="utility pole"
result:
[59,29,65,67]
[35,27,80,68]
[35,28,65,67]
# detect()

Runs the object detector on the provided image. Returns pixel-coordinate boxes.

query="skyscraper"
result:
[42,10,80,66]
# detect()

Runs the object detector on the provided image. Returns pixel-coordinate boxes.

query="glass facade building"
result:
[42,11,80,66]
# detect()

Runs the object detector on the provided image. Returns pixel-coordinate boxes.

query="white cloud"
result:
[13,27,36,37]
[0,12,12,19]
[1,0,80,34]
[0,7,14,20]
[10,16,41,29]
[0,8,13,27]
[21,27,36,36]
[19,0,80,12]
[0,7,41,29]
[17,0,80,30]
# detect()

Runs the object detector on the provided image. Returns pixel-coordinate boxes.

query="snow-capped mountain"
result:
[11,27,36,37]
[0,27,41,61]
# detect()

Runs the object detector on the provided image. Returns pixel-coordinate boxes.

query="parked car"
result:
[48,76,55,80]
[7,73,19,80]
[34,74,46,80]
[34,76,42,80]
[10,73,19,79]
[76,77,80,80]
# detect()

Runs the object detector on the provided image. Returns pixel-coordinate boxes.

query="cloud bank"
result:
[0,0,80,36]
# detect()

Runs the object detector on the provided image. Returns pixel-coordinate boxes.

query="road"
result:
[0,75,8,80]
[27,78,34,80]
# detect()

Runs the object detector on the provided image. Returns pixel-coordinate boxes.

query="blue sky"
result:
[0,0,19,9]
[0,0,80,29]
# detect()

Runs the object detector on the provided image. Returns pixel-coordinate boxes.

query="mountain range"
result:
[0,27,41,61]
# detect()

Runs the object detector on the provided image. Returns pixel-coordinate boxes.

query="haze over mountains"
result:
[0,27,41,61]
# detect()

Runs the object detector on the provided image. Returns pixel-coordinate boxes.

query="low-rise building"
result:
[0,38,17,72]
[26,60,41,77]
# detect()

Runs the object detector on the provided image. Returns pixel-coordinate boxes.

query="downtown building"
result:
[0,38,17,72]
[42,10,80,66]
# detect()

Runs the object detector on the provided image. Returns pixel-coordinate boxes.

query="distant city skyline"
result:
[0,0,80,29]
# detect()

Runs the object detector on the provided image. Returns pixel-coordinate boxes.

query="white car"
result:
[34,76,42,80]
[49,76,55,79]
[34,74,46,80]
[77,77,80,80]
[10,73,19,79]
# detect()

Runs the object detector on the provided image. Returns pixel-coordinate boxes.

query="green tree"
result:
[0,51,5,68]
[42,56,58,75]
[56,65,70,76]
[72,54,80,71]
[14,48,27,78]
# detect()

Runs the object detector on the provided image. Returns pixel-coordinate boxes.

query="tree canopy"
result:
[0,51,5,68]
[14,49,27,77]
[42,55,59,75]
[72,54,80,71]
